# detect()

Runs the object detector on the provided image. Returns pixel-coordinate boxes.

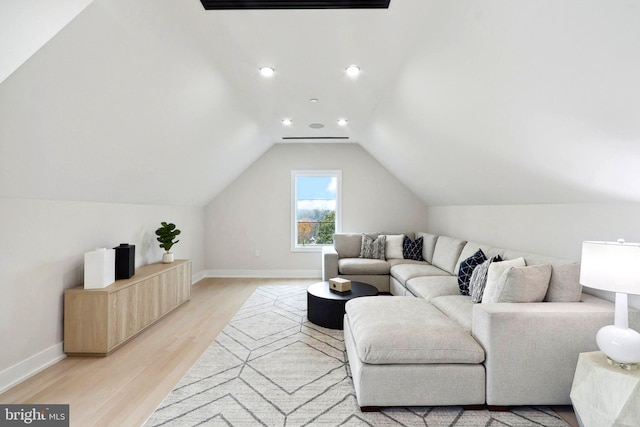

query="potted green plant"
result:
[155,222,181,263]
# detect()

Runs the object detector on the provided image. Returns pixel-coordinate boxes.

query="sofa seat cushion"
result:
[339,258,390,275]
[345,296,485,365]
[431,295,475,332]
[387,258,427,267]
[390,263,449,284]
[406,276,460,301]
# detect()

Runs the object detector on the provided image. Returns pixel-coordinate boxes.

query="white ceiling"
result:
[1,0,640,206]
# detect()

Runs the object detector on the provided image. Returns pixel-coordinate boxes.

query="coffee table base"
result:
[307,281,378,329]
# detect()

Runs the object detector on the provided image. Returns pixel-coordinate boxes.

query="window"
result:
[291,170,342,252]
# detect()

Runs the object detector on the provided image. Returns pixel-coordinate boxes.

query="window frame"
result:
[291,170,342,253]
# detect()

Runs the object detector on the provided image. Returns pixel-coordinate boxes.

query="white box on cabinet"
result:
[84,248,115,289]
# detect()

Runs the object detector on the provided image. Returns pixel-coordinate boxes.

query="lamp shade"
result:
[580,241,640,295]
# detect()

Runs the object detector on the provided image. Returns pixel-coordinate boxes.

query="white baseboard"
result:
[192,270,206,284]
[0,270,319,394]
[0,342,66,394]
[204,269,322,279]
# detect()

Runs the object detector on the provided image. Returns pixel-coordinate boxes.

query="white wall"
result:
[204,143,429,276]
[426,203,640,309]
[0,198,204,392]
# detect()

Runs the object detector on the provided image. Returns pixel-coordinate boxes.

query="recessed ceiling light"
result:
[260,66,275,77]
[309,98,319,103]
[282,118,293,126]
[346,65,360,78]
[337,119,348,126]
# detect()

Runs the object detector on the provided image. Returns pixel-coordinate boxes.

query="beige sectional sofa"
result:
[321,232,640,409]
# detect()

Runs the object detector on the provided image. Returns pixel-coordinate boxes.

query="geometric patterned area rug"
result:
[144,283,568,427]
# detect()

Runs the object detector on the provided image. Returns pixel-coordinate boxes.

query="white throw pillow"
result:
[482,257,526,303]
[384,234,405,259]
[495,265,552,303]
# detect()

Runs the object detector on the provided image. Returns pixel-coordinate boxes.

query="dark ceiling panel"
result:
[200,1,390,10]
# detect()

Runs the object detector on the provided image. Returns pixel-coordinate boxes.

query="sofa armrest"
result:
[472,294,639,406]
[322,245,339,281]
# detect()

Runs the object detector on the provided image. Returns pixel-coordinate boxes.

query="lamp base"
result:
[605,356,638,371]
[596,324,640,367]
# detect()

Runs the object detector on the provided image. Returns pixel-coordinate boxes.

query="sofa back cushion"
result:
[416,232,439,263]
[334,233,378,259]
[502,249,581,302]
[456,242,505,271]
[431,236,467,275]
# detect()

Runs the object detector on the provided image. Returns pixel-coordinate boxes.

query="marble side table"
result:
[570,351,640,427]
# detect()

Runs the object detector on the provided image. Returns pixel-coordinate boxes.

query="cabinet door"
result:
[159,268,178,315]
[108,286,139,349]
[64,292,109,354]
[176,263,191,304]
[137,276,162,328]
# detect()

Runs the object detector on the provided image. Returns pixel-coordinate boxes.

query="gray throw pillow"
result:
[483,257,526,303]
[360,234,386,260]
[494,264,552,303]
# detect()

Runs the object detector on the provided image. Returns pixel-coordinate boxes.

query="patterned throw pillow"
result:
[470,255,502,303]
[360,234,386,260]
[457,249,487,295]
[402,236,424,261]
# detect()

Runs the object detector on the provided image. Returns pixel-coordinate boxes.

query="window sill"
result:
[291,245,328,253]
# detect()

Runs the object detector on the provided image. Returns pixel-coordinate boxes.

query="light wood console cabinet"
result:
[64,259,191,356]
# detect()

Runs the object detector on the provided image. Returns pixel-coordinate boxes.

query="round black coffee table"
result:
[307,281,379,329]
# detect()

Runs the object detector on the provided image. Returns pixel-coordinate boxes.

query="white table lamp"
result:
[580,240,640,369]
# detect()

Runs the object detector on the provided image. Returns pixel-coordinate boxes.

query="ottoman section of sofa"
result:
[344,296,485,407]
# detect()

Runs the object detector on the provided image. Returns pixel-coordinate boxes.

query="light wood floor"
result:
[0,278,313,427]
[1,277,577,427]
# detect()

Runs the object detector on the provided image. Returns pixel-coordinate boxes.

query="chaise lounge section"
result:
[322,232,640,408]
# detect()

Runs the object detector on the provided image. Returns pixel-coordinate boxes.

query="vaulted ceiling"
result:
[1,0,639,206]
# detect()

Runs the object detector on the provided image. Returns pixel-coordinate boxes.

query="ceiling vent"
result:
[282,137,350,141]
[200,1,390,10]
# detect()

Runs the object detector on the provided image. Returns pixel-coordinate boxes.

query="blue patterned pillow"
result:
[403,236,424,261]
[458,249,487,295]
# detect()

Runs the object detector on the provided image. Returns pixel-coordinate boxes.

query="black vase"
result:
[114,243,135,280]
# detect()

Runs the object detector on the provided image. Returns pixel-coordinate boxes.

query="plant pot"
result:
[162,252,174,263]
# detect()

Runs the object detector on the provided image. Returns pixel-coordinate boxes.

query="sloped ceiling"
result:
[1,0,639,207]
[0,0,94,84]
[364,1,640,205]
